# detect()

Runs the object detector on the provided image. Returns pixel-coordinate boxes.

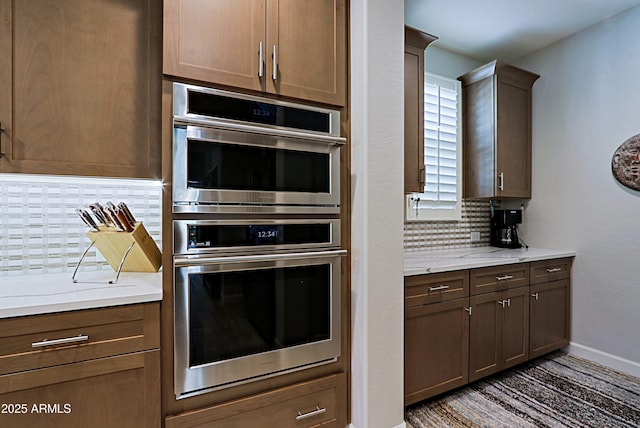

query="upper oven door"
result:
[173,124,341,214]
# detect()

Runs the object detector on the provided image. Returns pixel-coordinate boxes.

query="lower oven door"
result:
[173,249,345,398]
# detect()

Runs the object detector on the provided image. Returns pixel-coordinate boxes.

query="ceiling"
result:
[405,0,640,62]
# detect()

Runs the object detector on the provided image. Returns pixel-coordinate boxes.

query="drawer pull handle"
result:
[496,275,513,281]
[532,292,539,301]
[296,406,326,421]
[429,285,450,292]
[32,334,89,348]
[546,267,562,273]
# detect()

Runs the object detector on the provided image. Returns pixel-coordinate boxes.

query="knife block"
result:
[86,222,162,273]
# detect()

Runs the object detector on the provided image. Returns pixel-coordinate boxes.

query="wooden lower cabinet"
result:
[405,297,469,405]
[165,373,346,428]
[0,303,160,428]
[469,287,529,382]
[404,259,572,406]
[0,350,160,428]
[530,279,570,358]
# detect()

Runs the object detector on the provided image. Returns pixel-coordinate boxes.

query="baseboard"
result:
[348,422,406,428]
[568,342,640,378]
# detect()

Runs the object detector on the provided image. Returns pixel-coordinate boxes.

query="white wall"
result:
[424,45,483,79]
[350,0,406,427]
[517,6,640,375]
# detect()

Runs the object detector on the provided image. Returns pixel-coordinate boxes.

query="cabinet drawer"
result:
[405,270,469,306]
[0,303,159,375]
[165,373,346,428]
[530,258,572,284]
[470,263,529,295]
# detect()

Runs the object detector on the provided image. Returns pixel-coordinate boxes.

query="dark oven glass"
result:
[187,90,331,133]
[187,139,330,193]
[188,264,331,367]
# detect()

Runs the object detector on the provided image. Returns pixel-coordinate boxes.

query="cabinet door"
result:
[495,76,531,198]
[163,0,265,92]
[0,351,160,428]
[530,279,570,359]
[469,292,500,382]
[405,298,469,405]
[266,0,346,106]
[500,286,529,369]
[0,0,161,178]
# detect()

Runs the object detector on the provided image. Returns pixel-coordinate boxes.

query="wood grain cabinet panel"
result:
[405,270,469,307]
[530,279,570,358]
[163,0,346,106]
[0,303,160,428]
[404,26,437,194]
[0,351,160,428]
[0,0,162,178]
[458,61,539,199]
[470,263,529,295]
[530,258,572,285]
[0,303,159,375]
[163,0,265,93]
[165,373,346,428]
[405,297,469,405]
[469,286,529,382]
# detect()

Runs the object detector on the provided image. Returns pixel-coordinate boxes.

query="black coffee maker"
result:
[491,209,522,249]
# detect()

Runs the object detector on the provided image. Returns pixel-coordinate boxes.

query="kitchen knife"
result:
[104,206,125,231]
[76,209,100,231]
[89,203,109,226]
[118,202,137,226]
[115,206,134,232]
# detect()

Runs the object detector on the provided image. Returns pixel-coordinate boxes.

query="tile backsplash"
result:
[0,174,162,276]
[404,199,491,250]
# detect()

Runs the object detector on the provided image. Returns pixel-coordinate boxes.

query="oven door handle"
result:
[174,249,347,267]
[174,117,347,146]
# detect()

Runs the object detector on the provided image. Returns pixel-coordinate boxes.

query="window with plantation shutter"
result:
[406,72,462,221]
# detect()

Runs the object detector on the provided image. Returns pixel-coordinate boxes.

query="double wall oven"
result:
[171,83,346,398]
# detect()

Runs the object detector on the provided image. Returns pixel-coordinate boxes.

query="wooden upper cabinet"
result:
[404,26,437,194]
[163,0,346,106]
[0,0,162,178]
[458,61,539,199]
[163,0,266,93]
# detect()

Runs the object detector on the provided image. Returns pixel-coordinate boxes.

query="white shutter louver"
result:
[407,73,461,220]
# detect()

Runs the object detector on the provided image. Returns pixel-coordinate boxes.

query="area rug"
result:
[405,352,640,428]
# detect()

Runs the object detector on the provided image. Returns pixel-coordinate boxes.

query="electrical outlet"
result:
[470,231,481,242]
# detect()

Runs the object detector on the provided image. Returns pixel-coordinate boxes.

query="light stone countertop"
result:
[404,246,576,276]
[0,270,162,319]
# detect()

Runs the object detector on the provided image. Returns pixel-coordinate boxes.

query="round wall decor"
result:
[611,133,640,191]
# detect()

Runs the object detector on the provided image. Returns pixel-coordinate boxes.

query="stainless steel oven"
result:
[174,249,344,398]
[172,83,345,214]
[173,218,344,398]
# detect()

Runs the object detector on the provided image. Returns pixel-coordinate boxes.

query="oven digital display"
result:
[187,91,330,133]
[187,223,330,250]
[249,225,282,245]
